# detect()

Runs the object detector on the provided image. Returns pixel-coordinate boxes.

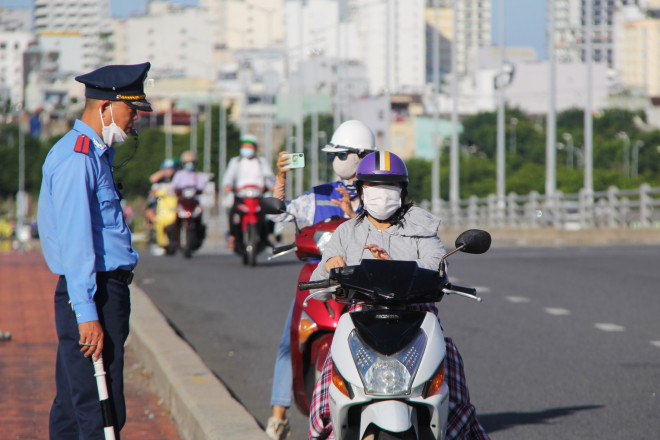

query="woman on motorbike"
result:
[266,120,378,440]
[308,151,490,440]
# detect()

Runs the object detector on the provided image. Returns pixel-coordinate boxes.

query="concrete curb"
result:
[127,285,266,440]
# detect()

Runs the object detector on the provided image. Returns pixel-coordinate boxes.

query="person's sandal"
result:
[265,417,290,440]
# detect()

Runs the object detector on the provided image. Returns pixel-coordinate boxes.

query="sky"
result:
[1,0,548,59]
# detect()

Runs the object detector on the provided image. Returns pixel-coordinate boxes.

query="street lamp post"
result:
[496,0,507,220]
[632,140,644,179]
[431,0,441,215]
[617,131,630,179]
[190,105,198,154]
[509,117,518,153]
[16,104,26,227]
[562,133,574,168]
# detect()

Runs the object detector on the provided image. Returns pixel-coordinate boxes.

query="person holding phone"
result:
[222,134,276,252]
[265,120,378,440]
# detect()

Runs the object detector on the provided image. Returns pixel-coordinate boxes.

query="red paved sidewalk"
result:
[0,250,182,440]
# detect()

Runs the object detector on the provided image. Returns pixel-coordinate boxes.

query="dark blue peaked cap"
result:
[75,62,152,112]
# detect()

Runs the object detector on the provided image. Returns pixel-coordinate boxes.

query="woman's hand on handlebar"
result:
[325,256,346,273]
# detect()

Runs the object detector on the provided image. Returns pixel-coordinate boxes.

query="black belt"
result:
[98,269,134,285]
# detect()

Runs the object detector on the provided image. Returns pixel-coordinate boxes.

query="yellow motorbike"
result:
[153,187,178,255]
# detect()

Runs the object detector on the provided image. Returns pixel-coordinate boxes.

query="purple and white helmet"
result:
[356,151,408,183]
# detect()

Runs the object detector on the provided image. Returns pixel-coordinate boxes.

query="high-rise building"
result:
[114,2,215,81]
[553,0,646,67]
[423,0,492,78]
[424,4,453,82]
[33,0,112,74]
[283,0,426,95]
[198,0,285,51]
[0,31,33,108]
[452,0,492,77]
[619,17,660,97]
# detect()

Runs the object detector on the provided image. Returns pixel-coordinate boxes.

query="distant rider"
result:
[145,158,179,232]
[170,151,207,247]
[222,134,275,253]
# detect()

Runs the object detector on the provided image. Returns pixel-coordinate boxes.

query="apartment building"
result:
[33,0,112,73]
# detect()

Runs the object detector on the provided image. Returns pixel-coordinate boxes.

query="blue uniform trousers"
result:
[49,275,131,440]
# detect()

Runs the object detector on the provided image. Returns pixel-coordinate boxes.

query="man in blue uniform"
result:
[37,62,152,440]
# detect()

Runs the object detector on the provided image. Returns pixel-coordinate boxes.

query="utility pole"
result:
[295,0,305,197]
[165,106,173,160]
[584,0,594,195]
[384,0,392,150]
[190,105,198,154]
[204,101,211,174]
[496,0,506,217]
[546,0,556,199]
[17,104,26,226]
[450,0,459,213]
[431,0,440,215]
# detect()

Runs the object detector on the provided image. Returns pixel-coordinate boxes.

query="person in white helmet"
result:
[222,134,276,252]
[265,120,378,440]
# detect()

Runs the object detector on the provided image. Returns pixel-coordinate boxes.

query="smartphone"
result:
[282,152,305,169]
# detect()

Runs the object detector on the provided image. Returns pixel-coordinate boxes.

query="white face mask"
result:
[362,184,402,221]
[332,153,361,180]
[99,104,128,146]
[240,147,256,158]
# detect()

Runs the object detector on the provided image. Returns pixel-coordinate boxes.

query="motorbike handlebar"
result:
[298,279,332,291]
[272,243,296,255]
[448,284,477,296]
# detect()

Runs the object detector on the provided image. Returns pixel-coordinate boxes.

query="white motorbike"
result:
[298,229,491,440]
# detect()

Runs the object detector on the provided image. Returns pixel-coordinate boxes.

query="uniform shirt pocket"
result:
[95,185,122,228]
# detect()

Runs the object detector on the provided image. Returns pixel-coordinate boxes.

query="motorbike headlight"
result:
[313,231,333,254]
[182,187,197,198]
[348,329,426,396]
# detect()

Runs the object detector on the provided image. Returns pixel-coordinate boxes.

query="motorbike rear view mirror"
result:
[260,196,301,234]
[260,197,287,214]
[455,229,491,254]
[439,229,491,277]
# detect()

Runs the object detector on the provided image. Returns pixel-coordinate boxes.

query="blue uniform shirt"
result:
[38,119,138,324]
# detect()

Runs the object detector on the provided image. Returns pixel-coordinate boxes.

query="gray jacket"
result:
[311,206,446,281]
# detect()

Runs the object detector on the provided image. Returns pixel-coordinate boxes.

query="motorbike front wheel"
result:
[243,223,258,266]
[182,224,196,259]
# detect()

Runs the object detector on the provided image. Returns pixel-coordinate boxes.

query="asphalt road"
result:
[133,240,660,440]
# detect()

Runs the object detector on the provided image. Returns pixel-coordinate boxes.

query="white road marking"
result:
[594,323,625,332]
[506,296,531,303]
[651,341,660,349]
[544,307,571,316]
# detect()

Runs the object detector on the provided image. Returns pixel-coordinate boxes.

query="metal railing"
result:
[424,184,660,230]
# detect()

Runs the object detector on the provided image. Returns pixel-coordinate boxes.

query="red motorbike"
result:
[261,197,346,415]
[170,186,205,258]
[234,185,268,266]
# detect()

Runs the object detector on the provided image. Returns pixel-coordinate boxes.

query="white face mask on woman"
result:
[99,104,128,146]
[362,184,402,221]
[332,153,361,180]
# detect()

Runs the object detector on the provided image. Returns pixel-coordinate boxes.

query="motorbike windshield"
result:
[330,260,443,305]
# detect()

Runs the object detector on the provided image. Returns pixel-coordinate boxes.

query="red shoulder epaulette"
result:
[74,135,90,154]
